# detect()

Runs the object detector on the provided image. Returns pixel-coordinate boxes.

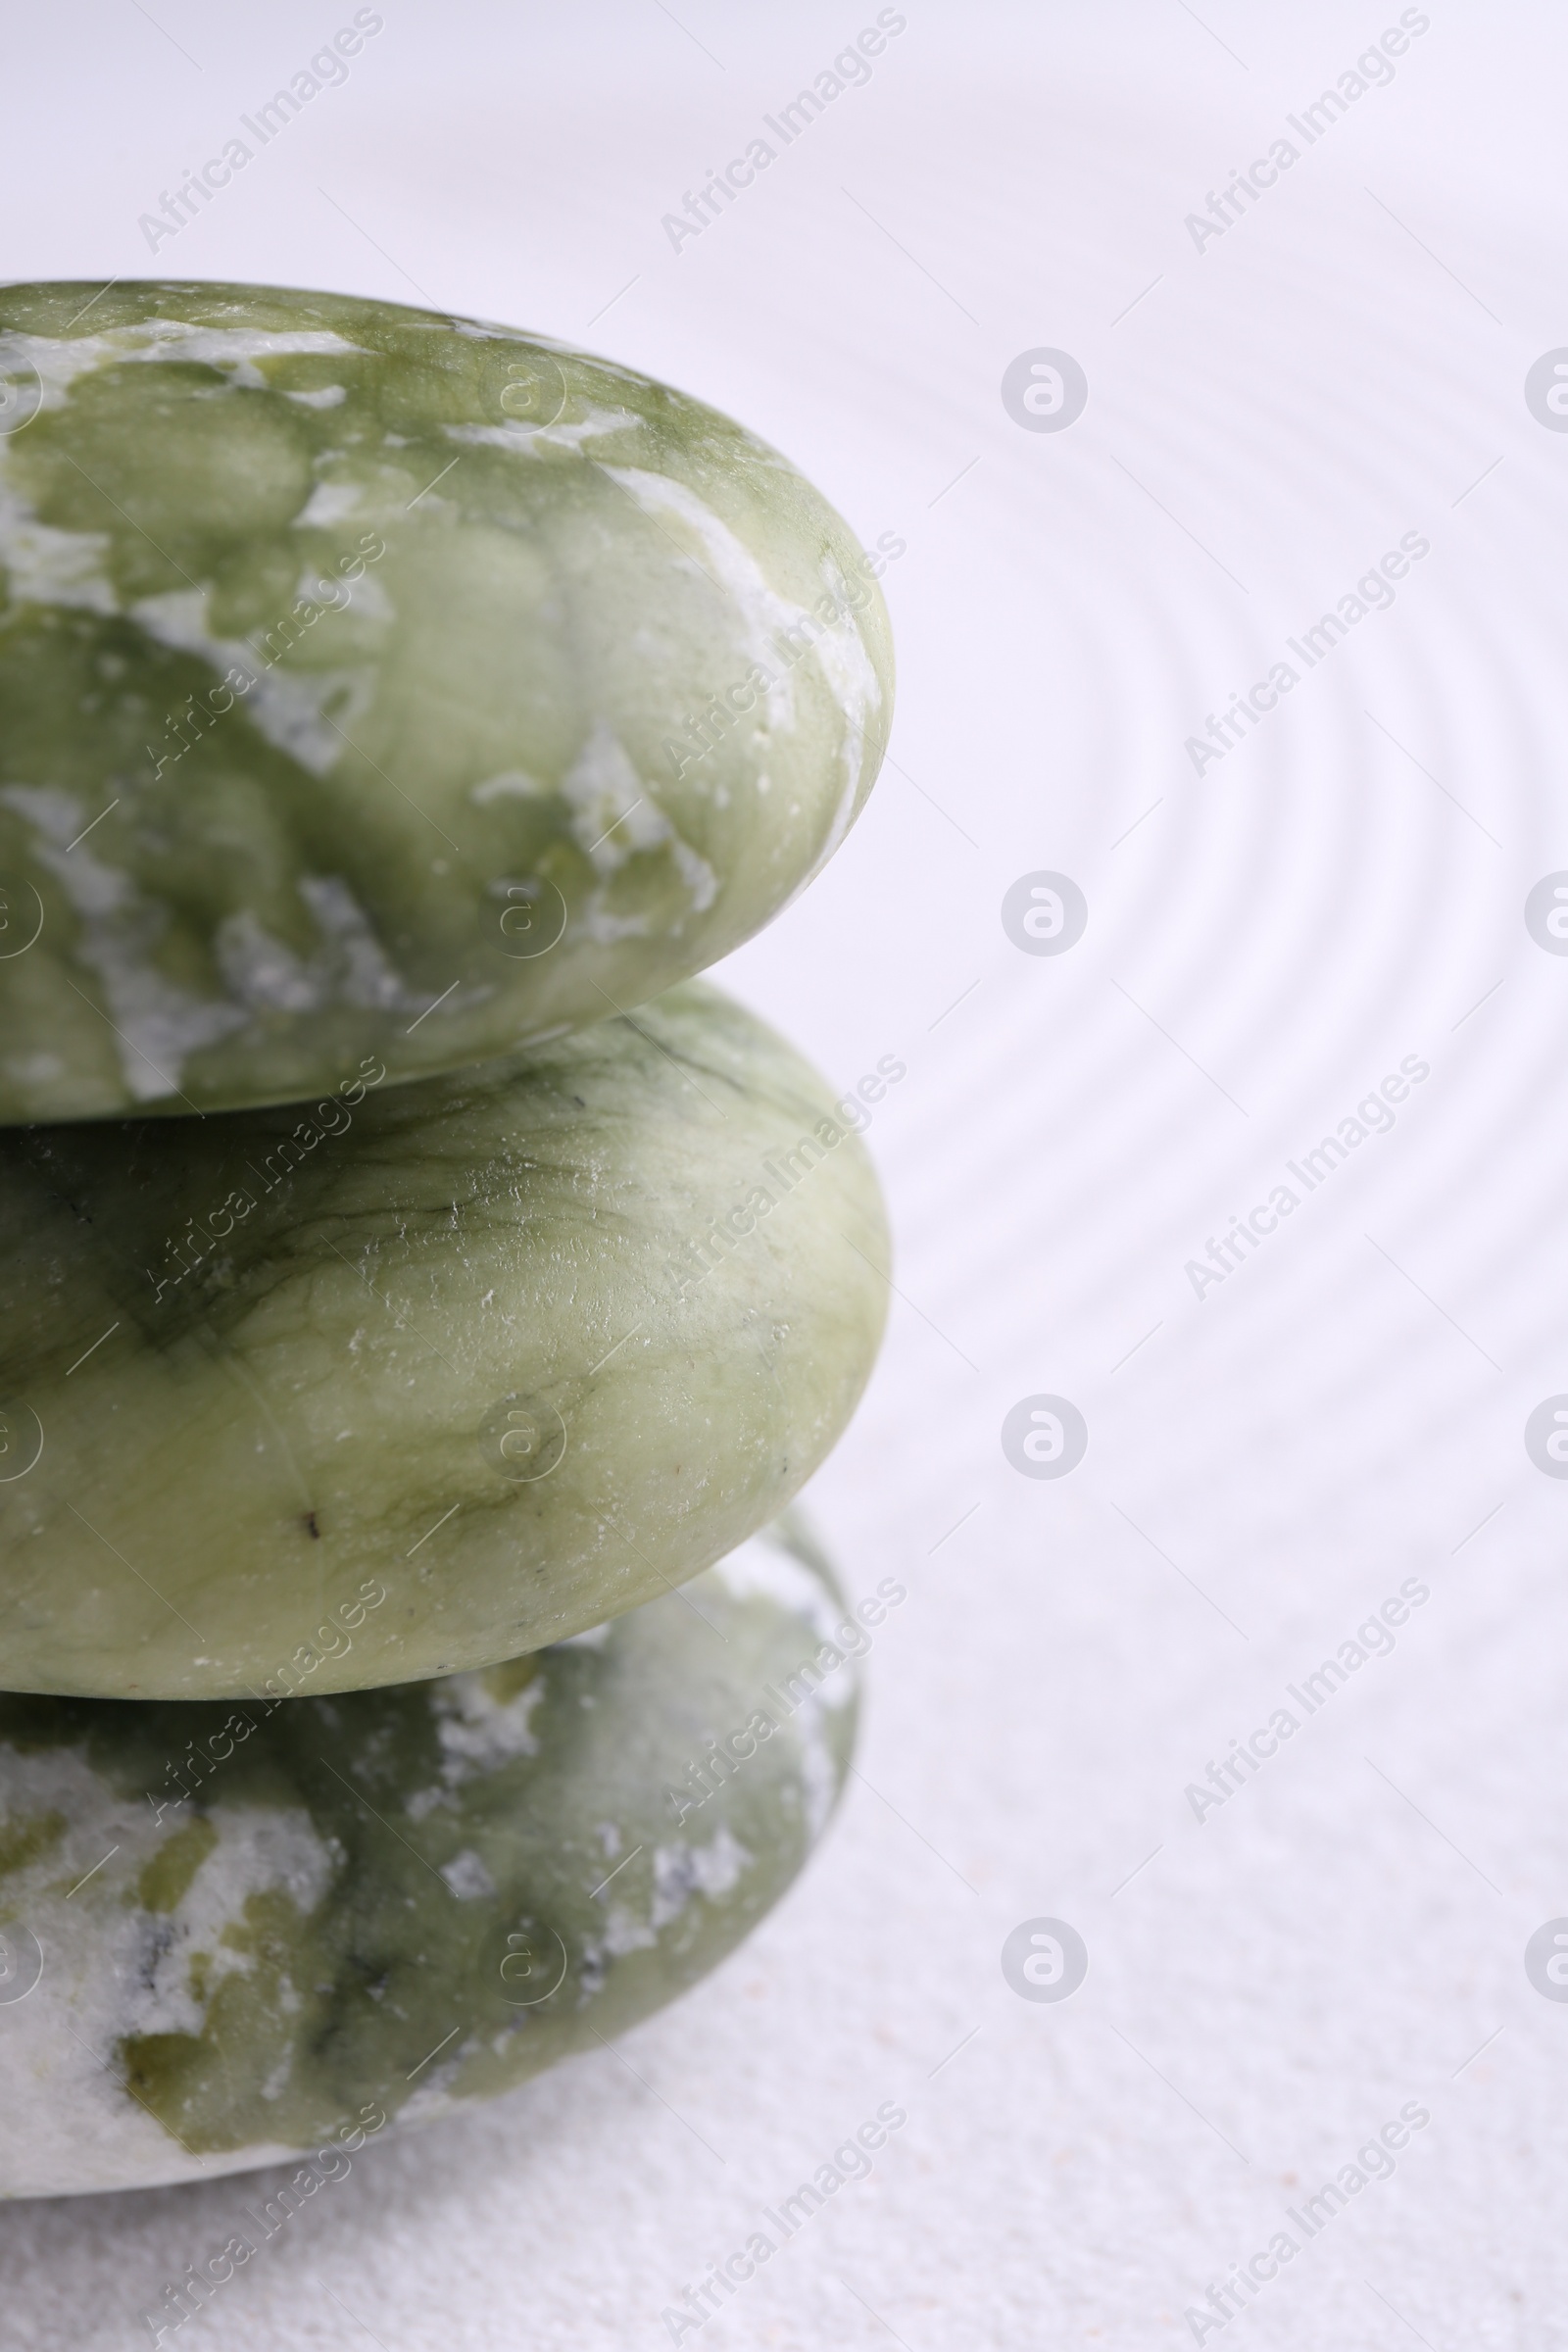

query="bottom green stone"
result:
[0,1518,883,2198]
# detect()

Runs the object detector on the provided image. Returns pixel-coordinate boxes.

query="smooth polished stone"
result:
[0,279,895,1121]
[0,1519,877,2197]
[0,984,890,1697]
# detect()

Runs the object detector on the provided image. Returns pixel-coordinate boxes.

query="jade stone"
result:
[0,1520,865,2197]
[0,279,895,1122]
[0,984,889,1698]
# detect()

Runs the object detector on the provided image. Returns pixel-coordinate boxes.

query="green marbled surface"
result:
[0,1518,873,2197]
[0,279,894,1121]
[0,983,889,1698]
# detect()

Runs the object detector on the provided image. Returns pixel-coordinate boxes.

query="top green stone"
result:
[0,281,895,1121]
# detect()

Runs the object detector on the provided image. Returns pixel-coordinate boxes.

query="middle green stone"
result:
[0,985,890,1699]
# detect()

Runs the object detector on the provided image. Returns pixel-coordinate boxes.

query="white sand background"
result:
[5,3,1568,2344]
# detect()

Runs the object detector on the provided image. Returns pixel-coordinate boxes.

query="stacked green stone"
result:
[0,283,894,2195]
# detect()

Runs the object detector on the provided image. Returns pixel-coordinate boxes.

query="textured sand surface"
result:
[3,6,1565,2345]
